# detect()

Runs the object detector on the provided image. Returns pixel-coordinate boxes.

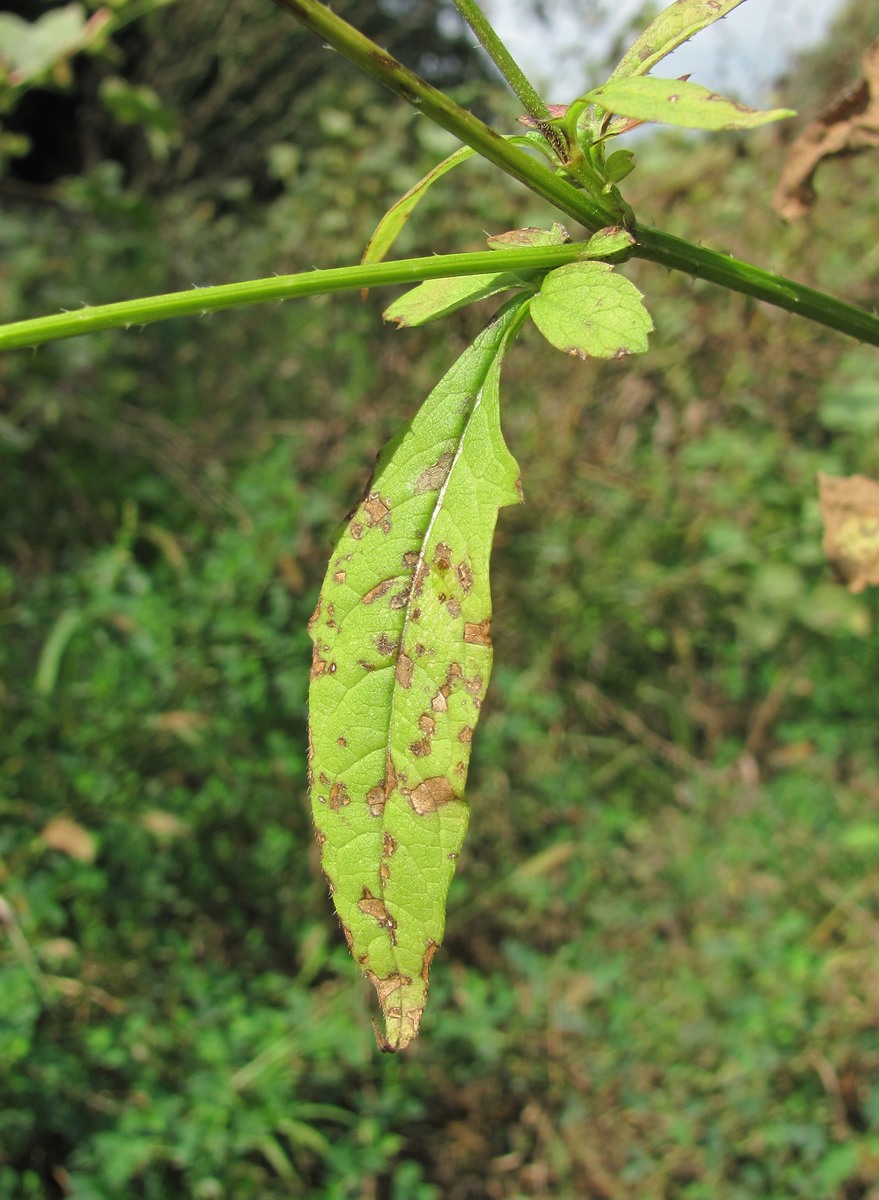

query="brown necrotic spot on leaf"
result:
[337,736,347,748]
[458,725,473,744]
[329,782,351,810]
[414,642,427,657]
[367,758,397,818]
[418,715,436,735]
[357,888,397,942]
[433,543,452,570]
[464,673,483,695]
[310,648,330,678]
[396,653,414,689]
[366,785,386,817]
[362,578,395,605]
[407,776,457,815]
[375,633,398,657]
[409,738,432,758]
[447,598,462,618]
[431,685,450,713]
[363,492,391,529]
[389,586,412,610]
[414,451,454,494]
[349,522,365,541]
[464,618,492,646]
[383,832,397,856]
[411,561,429,600]
[366,968,412,1005]
[333,569,346,584]
[421,939,439,983]
[456,562,474,593]
[402,550,420,568]
[306,597,321,632]
[319,772,331,787]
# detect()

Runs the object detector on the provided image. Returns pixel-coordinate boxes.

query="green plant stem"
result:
[451,0,549,122]
[270,0,620,232]
[270,0,879,349]
[635,227,879,346]
[0,244,594,352]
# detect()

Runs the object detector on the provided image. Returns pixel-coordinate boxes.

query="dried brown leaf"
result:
[818,472,879,593]
[773,41,879,221]
[41,817,96,863]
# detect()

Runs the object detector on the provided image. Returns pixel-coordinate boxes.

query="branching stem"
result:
[270,0,879,348]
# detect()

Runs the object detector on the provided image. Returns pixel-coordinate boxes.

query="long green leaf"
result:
[608,0,749,82]
[361,134,558,272]
[308,302,526,1051]
[585,77,794,132]
[361,146,476,268]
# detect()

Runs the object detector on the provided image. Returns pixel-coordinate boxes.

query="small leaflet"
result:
[608,0,749,83]
[528,261,653,359]
[383,272,525,327]
[585,77,795,133]
[486,223,570,249]
[580,226,635,259]
[308,303,525,1050]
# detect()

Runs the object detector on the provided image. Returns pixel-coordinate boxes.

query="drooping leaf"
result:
[382,271,528,327]
[361,146,476,269]
[585,77,794,132]
[361,133,558,276]
[308,302,526,1051]
[608,0,749,83]
[529,261,652,359]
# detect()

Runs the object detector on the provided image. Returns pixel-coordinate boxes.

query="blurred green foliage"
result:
[2,0,879,1197]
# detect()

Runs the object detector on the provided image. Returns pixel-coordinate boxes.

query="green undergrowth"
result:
[3,18,879,1197]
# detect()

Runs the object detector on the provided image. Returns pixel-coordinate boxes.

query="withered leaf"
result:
[773,41,879,221]
[818,472,879,594]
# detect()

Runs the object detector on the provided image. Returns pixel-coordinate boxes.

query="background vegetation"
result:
[2,0,879,1196]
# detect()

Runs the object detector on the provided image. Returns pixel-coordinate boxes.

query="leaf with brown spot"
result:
[607,0,749,83]
[308,302,525,1049]
[586,75,794,132]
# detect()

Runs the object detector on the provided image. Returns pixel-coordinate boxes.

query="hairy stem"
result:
[451,0,550,122]
[0,244,598,352]
[271,0,879,348]
[270,0,620,231]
